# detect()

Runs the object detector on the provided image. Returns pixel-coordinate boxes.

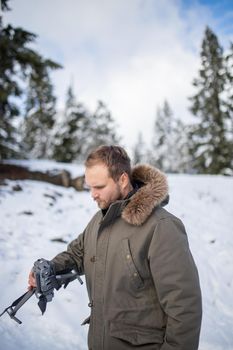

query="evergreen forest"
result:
[1,0,232,175]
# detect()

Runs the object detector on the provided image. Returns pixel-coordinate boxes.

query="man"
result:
[29,145,202,350]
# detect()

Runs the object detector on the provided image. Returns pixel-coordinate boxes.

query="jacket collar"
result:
[100,164,169,228]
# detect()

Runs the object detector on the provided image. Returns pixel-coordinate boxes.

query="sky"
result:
[2,0,233,150]
[0,160,233,349]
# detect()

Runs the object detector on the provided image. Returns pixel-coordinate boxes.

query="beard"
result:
[96,199,108,209]
[95,183,124,210]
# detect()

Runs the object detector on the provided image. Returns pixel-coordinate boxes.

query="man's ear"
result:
[119,172,130,188]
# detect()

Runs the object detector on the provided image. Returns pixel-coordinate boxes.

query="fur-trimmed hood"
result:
[122,164,169,226]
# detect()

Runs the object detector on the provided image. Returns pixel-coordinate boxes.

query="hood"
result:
[122,164,169,226]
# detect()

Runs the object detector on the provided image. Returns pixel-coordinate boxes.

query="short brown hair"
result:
[85,145,131,181]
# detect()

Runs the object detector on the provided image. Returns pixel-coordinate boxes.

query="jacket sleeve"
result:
[148,217,202,350]
[51,232,85,275]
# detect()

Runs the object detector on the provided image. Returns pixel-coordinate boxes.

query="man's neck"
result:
[122,183,134,200]
[122,183,133,199]
[102,183,134,216]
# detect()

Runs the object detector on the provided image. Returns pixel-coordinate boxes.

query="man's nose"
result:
[91,189,98,199]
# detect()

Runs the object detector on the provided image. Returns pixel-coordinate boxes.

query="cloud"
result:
[4,0,232,149]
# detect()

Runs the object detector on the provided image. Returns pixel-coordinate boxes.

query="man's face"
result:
[85,163,124,209]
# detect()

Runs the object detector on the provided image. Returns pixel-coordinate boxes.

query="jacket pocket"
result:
[121,238,144,289]
[110,321,164,346]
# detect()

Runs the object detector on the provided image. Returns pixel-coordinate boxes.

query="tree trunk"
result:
[0,163,86,191]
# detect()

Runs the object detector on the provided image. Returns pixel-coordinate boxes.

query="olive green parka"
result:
[52,165,202,350]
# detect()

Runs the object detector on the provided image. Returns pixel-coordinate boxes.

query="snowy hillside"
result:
[0,160,233,350]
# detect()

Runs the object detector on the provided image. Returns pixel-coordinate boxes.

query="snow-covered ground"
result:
[0,160,233,350]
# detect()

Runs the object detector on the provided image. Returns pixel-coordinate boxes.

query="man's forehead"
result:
[85,163,109,175]
[85,163,110,183]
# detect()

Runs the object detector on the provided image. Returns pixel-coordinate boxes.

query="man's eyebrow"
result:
[84,183,105,189]
[93,184,105,189]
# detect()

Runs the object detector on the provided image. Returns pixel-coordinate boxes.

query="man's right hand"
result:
[28,270,36,290]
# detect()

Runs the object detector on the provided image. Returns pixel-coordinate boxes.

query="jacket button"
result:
[126,254,131,259]
[90,256,96,263]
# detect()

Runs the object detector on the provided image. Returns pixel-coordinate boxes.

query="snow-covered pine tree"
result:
[172,119,192,173]
[21,58,61,159]
[132,132,147,165]
[52,85,88,162]
[224,43,233,173]
[189,26,233,175]
[149,100,186,173]
[149,101,168,170]
[0,0,61,160]
[81,100,121,156]
[0,1,37,159]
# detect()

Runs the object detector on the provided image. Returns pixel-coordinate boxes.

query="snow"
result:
[0,160,233,350]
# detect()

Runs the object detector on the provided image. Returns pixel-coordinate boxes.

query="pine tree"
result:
[52,85,87,162]
[82,100,121,156]
[149,101,168,170]
[172,119,191,173]
[189,26,233,174]
[132,132,147,165]
[0,0,61,159]
[0,20,36,158]
[21,58,61,159]
[149,101,172,172]
[149,100,189,173]
[224,42,233,171]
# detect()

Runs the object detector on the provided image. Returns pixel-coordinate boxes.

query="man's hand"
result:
[28,270,36,290]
